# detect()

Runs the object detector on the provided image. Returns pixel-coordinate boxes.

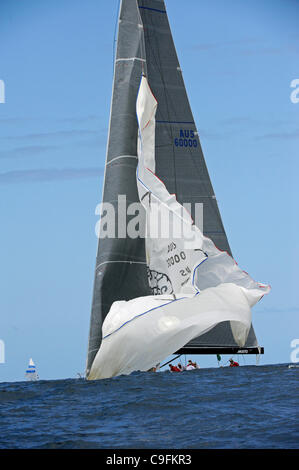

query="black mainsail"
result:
[86,0,262,377]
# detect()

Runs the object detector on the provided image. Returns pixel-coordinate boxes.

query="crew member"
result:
[186,360,196,371]
[186,359,199,370]
[169,364,181,372]
[229,358,239,367]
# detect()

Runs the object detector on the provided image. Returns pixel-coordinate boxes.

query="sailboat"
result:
[25,358,39,381]
[86,0,270,380]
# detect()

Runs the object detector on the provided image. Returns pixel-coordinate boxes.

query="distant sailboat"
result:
[86,0,270,380]
[25,358,39,381]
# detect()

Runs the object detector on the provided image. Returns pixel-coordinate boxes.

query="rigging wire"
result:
[160,354,181,369]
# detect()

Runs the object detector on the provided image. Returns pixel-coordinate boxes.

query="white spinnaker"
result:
[88,284,252,380]
[89,76,270,380]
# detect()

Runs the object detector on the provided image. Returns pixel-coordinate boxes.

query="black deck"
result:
[175,346,264,355]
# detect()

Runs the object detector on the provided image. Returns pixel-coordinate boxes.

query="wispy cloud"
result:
[4,129,99,141]
[0,115,101,125]
[241,47,282,56]
[192,38,260,51]
[0,145,56,159]
[219,116,258,127]
[58,115,101,124]
[256,129,299,140]
[255,306,299,314]
[0,167,104,184]
[198,128,226,140]
[0,117,36,124]
[191,38,299,56]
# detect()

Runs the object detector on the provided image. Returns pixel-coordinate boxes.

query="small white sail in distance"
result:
[88,76,270,380]
[25,358,39,381]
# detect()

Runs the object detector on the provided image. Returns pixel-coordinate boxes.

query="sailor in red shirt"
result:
[169,364,181,372]
[229,358,239,367]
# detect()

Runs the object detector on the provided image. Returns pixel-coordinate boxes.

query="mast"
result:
[86,0,151,377]
[87,0,262,377]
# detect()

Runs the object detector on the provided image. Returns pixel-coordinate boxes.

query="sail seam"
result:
[102,297,185,340]
[138,6,166,14]
[156,120,194,124]
[96,260,147,270]
[116,57,146,63]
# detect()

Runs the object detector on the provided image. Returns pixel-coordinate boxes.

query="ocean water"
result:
[0,364,298,449]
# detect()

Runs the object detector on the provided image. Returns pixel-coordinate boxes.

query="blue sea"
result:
[0,364,298,449]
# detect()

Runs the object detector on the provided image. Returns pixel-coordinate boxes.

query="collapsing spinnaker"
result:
[88,77,270,380]
[89,284,252,380]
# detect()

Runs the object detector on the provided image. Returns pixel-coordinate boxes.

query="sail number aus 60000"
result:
[167,251,186,268]
[167,243,187,268]
[174,129,198,148]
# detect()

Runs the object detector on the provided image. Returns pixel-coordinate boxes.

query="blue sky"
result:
[0,0,298,382]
